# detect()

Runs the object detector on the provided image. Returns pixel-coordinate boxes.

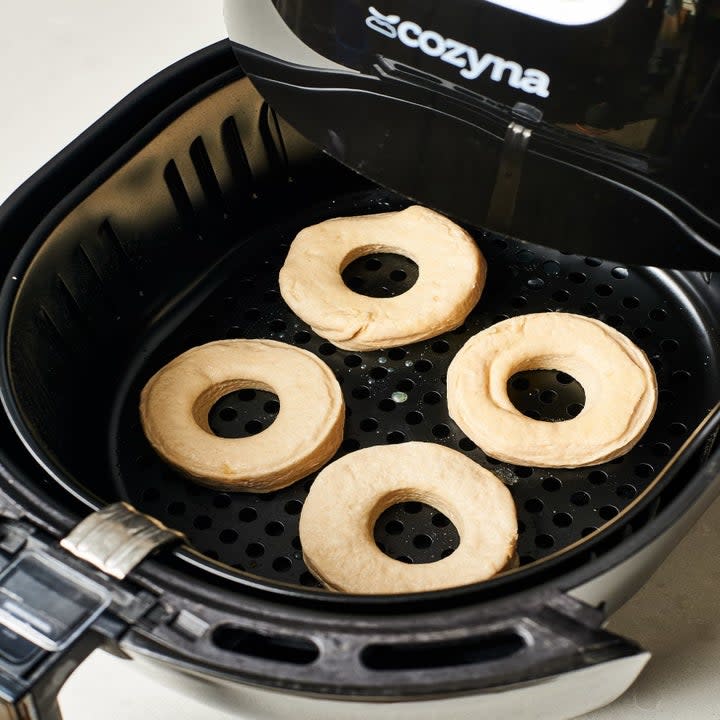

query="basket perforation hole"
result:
[515,249,535,264]
[272,557,292,572]
[342,253,419,298]
[300,571,321,587]
[245,543,265,558]
[622,296,640,309]
[542,476,562,492]
[378,399,396,412]
[535,534,555,549]
[219,529,239,544]
[387,430,407,444]
[193,515,212,530]
[396,378,415,392]
[265,521,284,536]
[616,484,637,500]
[580,302,599,318]
[238,507,257,523]
[374,502,460,564]
[669,422,687,437]
[571,491,591,506]
[543,260,561,275]
[359,417,379,432]
[524,498,544,513]
[598,505,619,521]
[213,494,231,509]
[352,386,371,400]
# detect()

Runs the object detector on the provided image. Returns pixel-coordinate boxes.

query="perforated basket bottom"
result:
[112,190,718,589]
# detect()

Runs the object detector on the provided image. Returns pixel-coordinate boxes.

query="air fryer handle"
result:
[0,504,181,719]
[0,548,127,720]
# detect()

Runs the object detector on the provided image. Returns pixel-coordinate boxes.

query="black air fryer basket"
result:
[0,41,718,720]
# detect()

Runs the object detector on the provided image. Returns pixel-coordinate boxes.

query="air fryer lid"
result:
[226,0,720,269]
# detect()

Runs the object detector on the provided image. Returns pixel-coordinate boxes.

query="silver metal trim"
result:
[61,502,184,580]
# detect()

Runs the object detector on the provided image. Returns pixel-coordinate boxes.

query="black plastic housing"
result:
[0,40,718,707]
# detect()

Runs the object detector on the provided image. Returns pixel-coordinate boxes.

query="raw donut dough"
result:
[279,206,486,351]
[140,339,344,492]
[299,443,517,594]
[447,313,658,468]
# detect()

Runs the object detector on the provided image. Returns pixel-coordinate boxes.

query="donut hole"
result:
[373,501,460,565]
[342,252,419,298]
[206,386,280,439]
[507,370,586,422]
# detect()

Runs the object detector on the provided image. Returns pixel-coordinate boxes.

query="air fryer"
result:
[0,4,717,720]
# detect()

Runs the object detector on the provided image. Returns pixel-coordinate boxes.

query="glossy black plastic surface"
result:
[230,1,720,267]
[271,1,714,141]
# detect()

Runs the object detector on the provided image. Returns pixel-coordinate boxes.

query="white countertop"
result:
[1,2,719,718]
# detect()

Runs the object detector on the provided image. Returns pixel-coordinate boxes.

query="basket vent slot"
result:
[259,103,288,181]
[212,625,319,665]
[221,116,253,194]
[190,136,226,216]
[361,632,526,671]
[163,159,195,227]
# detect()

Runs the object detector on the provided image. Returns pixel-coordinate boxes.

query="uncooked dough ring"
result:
[279,206,487,351]
[447,313,658,468]
[299,443,517,594]
[140,340,344,492]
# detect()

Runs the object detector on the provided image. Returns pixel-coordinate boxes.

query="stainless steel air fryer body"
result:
[0,24,717,720]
